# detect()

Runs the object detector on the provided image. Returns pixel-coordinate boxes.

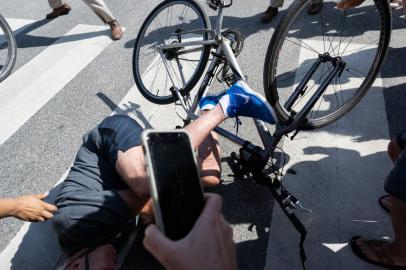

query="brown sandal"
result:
[350,236,406,269]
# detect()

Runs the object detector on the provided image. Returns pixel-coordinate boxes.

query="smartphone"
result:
[142,130,205,240]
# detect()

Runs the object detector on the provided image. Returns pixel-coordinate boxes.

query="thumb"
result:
[34,192,48,200]
[143,225,174,264]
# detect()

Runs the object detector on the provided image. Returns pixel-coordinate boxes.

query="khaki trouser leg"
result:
[270,0,284,8]
[270,0,321,8]
[48,0,65,9]
[83,0,116,23]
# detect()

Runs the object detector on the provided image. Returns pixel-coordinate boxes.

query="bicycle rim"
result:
[264,0,391,129]
[133,0,210,104]
[0,14,17,83]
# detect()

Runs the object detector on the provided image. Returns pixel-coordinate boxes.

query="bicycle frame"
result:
[155,2,347,266]
[156,3,275,150]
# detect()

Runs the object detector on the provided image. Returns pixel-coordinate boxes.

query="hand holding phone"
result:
[142,130,205,240]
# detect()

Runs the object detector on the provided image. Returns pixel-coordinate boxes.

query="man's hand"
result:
[11,193,57,222]
[143,193,237,270]
[336,0,365,9]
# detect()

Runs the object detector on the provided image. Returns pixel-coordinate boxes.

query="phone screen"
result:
[147,132,204,240]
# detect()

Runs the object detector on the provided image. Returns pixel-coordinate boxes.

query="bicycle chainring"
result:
[222,29,244,56]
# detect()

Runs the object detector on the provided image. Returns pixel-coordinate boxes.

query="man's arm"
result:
[0,193,57,222]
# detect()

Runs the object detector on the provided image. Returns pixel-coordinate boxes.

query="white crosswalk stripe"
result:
[0,23,114,145]
[0,19,189,269]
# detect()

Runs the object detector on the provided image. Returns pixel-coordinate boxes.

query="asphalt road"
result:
[0,0,405,269]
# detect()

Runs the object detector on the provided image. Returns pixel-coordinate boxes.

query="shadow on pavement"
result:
[8,184,63,270]
[266,146,392,269]
[15,19,111,48]
[123,10,283,49]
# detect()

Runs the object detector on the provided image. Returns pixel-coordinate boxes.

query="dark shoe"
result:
[108,20,123,40]
[307,1,323,15]
[261,6,278,23]
[46,4,71,19]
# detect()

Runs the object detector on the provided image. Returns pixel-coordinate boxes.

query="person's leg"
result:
[307,0,323,15]
[389,131,406,162]
[82,0,123,40]
[270,0,284,8]
[48,0,64,9]
[261,0,283,23]
[385,195,406,265]
[185,105,225,150]
[116,106,226,203]
[381,132,406,211]
[82,0,115,23]
[46,0,71,19]
[117,80,278,211]
[197,130,221,187]
[351,150,406,268]
[351,195,406,267]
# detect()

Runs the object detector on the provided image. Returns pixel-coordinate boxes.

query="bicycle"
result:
[132,0,391,267]
[0,13,17,83]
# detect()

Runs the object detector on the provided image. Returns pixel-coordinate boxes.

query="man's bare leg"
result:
[197,108,223,187]
[385,195,406,266]
[198,131,221,187]
[352,196,406,267]
[184,105,225,149]
[114,104,226,213]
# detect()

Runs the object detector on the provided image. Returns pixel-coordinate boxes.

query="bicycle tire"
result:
[263,0,391,130]
[0,14,17,83]
[132,0,211,105]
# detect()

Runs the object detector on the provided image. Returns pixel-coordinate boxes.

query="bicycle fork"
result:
[275,53,347,137]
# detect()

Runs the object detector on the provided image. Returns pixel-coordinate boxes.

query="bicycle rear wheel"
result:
[264,0,391,129]
[0,14,17,83]
[132,0,211,105]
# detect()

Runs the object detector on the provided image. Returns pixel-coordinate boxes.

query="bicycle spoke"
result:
[345,67,365,78]
[338,75,345,104]
[320,12,336,56]
[341,40,379,56]
[149,60,163,93]
[277,65,316,84]
[330,10,348,56]
[153,18,168,43]
[285,38,321,55]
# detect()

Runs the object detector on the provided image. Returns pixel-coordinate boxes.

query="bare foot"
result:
[64,244,117,270]
[351,237,406,267]
[336,0,365,9]
[198,131,221,187]
[379,195,391,212]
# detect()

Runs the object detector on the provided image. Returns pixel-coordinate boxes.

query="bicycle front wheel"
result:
[0,14,17,83]
[264,0,391,129]
[133,0,211,105]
